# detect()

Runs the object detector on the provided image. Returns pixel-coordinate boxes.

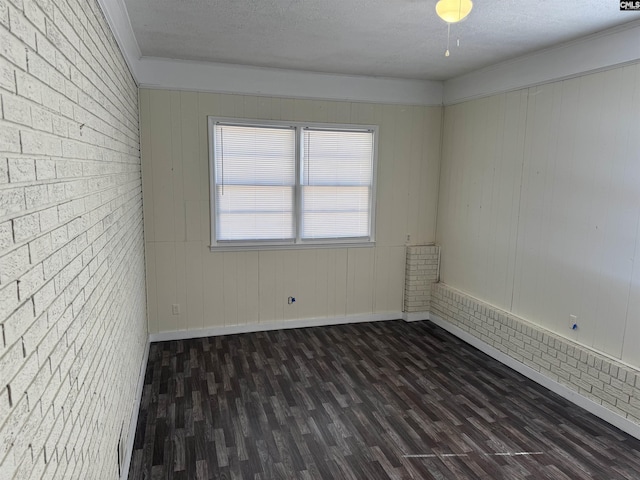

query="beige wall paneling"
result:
[145,242,159,334]
[282,251,301,321]
[149,90,175,242]
[404,107,424,245]
[297,249,320,320]
[202,251,225,328]
[243,95,259,119]
[222,252,239,326]
[622,63,640,367]
[373,105,397,247]
[185,241,205,330]
[257,250,280,323]
[436,102,463,295]
[511,82,561,329]
[141,89,442,334]
[155,241,178,332]
[492,90,528,311]
[389,106,412,247]
[326,101,352,124]
[589,66,639,358]
[419,107,443,244]
[346,247,376,315]
[312,249,331,319]
[140,89,155,242]
[437,61,640,368]
[170,91,186,242]
[256,96,273,120]
[373,246,406,314]
[180,91,202,242]
[239,251,260,325]
[174,242,188,329]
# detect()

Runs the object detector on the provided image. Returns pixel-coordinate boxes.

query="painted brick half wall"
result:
[0,0,146,478]
[404,245,439,314]
[431,283,640,429]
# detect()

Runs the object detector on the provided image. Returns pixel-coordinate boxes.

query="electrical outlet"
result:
[172,304,180,315]
[569,314,577,330]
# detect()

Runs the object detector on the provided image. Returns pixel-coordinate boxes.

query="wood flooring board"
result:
[129,321,640,479]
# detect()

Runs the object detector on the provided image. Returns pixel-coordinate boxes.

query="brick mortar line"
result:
[4,2,138,125]
[0,187,142,358]
[2,210,144,472]
[0,49,139,144]
[0,173,141,227]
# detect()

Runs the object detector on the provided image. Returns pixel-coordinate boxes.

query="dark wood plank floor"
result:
[128,320,640,479]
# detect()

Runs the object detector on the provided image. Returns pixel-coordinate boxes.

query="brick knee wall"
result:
[431,283,640,427]
[0,0,146,478]
[404,245,439,313]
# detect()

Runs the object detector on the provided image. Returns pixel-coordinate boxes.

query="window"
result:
[208,118,377,249]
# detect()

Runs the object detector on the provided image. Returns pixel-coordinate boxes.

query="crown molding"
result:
[96,0,141,79]
[444,20,640,105]
[96,0,443,105]
[136,57,444,105]
[97,0,640,107]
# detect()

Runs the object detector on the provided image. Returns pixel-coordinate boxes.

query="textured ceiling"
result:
[123,0,640,80]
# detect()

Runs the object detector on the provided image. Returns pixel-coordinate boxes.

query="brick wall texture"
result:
[431,283,640,427]
[404,245,439,313]
[0,0,147,478]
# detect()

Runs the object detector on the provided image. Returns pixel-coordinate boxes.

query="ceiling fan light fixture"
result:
[436,0,473,24]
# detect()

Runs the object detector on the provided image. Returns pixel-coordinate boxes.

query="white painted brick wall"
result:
[431,283,640,428]
[0,0,146,478]
[404,245,439,313]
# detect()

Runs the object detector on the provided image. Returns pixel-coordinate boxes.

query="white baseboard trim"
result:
[402,311,430,322]
[148,312,403,343]
[120,337,151,480]
[428,313,640,441]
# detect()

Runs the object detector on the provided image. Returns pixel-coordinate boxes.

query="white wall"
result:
[140,89,442,334]
[0,0,146,477]
[436,62,640,368]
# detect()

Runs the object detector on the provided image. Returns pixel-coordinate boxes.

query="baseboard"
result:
[402,311,430,322]
[429,313,640,441]
[148,312,403,343]
[120,337,150,480]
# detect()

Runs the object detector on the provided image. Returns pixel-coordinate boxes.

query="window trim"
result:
[208,117,378,251]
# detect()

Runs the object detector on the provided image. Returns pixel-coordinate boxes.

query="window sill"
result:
[208,241,375,252]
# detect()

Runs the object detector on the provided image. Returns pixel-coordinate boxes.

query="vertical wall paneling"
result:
[590,67,637,357]
[145,242,159,334]
[437,62,640,368]
[185,241,205,330]
[222,252,239,326]
[202,251,225,328]
[149,90,175,242]
[180,92,202,242]
[155,241,178,332]
[140,89,155,242]
[170,91,186,242]
[324,248,349,318]
[141,90,441,333]
[418,108,442,244]
[257,251,277,323]
[621,63,640,367]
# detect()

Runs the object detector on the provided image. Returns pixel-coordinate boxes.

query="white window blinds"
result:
[210,119,376,247]
[301,129,374,239]
[214,124,296,241]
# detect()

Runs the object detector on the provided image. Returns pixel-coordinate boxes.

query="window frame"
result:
[208,117,378,251]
